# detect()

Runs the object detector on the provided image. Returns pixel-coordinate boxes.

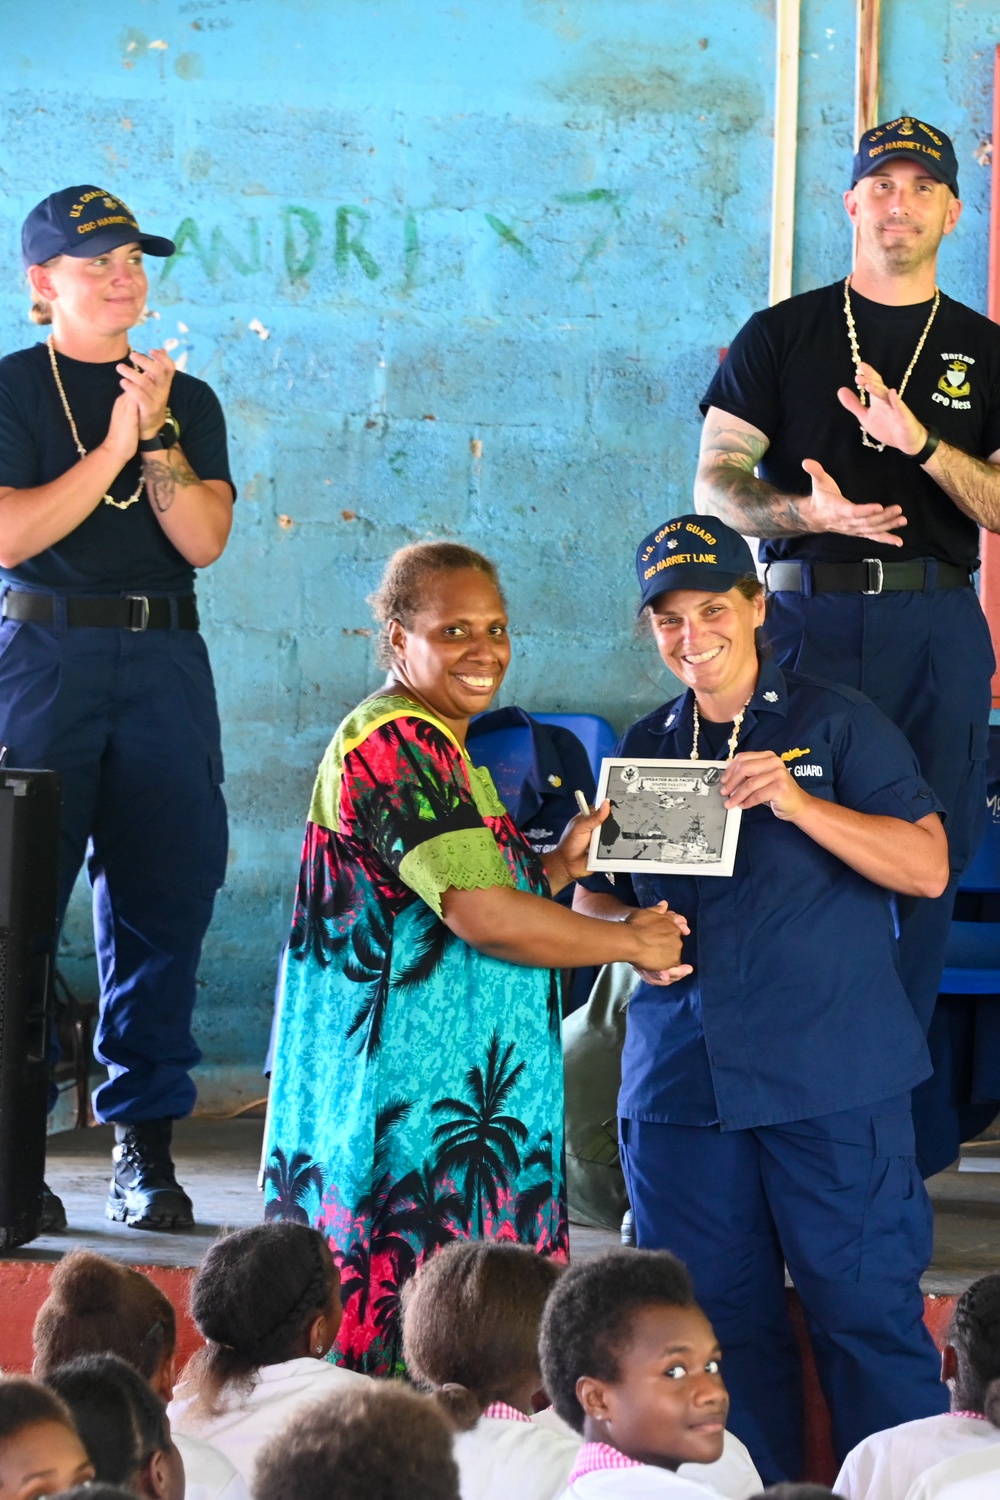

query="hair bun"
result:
[50,1250,123,1314]
[433,1382,482,1432]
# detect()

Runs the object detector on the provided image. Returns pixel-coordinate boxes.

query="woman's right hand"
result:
[99,391,141,467]
[622,901,693,984]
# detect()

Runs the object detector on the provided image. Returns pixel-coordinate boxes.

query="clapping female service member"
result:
[263,541,689,1377]
[0,186,235,1230]
[574,516,950,1484]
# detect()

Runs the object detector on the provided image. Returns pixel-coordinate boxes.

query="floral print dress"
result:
[263,694,568,1375]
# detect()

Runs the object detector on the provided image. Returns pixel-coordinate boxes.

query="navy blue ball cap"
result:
[21,185,175,268]
[851,116,959,196]
[636,515,757,613]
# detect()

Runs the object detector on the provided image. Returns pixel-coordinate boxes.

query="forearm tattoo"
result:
[696,417,807,537]
[141,448,202,514]
[926,442,1000,532]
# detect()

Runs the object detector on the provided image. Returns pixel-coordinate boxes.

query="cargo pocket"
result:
[859,1110,932,1284]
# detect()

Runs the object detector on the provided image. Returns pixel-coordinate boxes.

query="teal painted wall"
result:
[1,1,997,1107]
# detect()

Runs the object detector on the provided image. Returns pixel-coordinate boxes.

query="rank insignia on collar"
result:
[763,690,778,702]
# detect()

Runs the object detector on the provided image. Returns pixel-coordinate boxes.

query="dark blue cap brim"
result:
[637,567,746,615]
[61,228,176,259]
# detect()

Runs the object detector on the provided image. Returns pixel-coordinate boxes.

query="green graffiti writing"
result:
[283,206,321,281]
[161,218,261,280]
[402,211,419,293]
[485,214,534,262]
[335,206,381,280]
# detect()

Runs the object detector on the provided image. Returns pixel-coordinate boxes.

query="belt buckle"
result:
[862,559,883,595]
[126,594,150,632]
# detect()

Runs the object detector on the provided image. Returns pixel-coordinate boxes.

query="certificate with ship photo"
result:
[587,758,742,878]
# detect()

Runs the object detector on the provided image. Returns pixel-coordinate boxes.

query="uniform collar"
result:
[661,659,790,740]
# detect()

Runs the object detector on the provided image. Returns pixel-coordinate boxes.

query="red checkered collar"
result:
[950,1410,990,1421]
[482,1401,534,1424]
[568,1442,643,1483]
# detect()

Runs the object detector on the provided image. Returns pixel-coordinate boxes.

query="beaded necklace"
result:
[843,276,940,451]
[690,697,752,762]
[47,336,144,510]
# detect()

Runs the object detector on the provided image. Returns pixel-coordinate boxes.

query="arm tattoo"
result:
[141,448,202,514]
[926,442,1000,532]
[696,416,808,537]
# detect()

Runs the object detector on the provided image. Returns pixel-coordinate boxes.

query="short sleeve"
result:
[833,701,945,824]
[0,371,40,489]
[173,378,236,495]
[700,309,782,438]
[340,716,515,917]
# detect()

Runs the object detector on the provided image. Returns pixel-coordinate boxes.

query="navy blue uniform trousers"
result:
[620,1099,947,1486]
[766,585,994,1037]
[0,608,227,1122]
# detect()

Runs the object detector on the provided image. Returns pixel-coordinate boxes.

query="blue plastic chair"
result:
[939,808,1000,994]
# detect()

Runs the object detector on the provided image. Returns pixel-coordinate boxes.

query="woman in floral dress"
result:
[263,542,688,1375]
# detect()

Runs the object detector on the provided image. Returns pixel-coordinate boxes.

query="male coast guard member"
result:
[0,186,235,1229]
[696,119,1000,1160]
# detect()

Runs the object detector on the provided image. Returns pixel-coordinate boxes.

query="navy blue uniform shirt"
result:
[580,659,937,1131]
[0,342,234,594]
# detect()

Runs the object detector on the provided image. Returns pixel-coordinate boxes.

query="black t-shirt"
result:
[0,342,235,594]
[701,281,1000,568]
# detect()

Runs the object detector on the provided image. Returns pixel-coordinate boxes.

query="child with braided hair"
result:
[835,1273,1000,1500]
[168,1222,368,1483]
[32,1247,247,1500]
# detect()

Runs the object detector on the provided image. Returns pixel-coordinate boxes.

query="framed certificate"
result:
[587,758,742,878]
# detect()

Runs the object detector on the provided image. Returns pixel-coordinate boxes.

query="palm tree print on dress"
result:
[262,1148,324,1225]
[431,1029,529,1237]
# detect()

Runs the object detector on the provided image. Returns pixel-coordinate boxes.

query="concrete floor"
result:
[8,1119,1000,1284]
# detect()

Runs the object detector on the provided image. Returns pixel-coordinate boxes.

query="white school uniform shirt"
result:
[168,1356,370,1482]
[174,1431,250,1500]
[532,1407,760,1500]
[557,1443,728,1500]
[454,1403,580,1500]
[834,1412,1000,1500]
[902,1442,1000,1500]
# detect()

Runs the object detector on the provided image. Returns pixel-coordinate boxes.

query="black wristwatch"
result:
[138,413,181,453]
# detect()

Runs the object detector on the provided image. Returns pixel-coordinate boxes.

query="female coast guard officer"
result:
[0,186,234,1230]
[574,515,950,1484]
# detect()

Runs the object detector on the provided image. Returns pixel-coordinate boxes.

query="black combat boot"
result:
[39,1181,67,1233]
[106,1119,194,1230]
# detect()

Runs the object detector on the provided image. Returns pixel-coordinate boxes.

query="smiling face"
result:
[845,158,961,278]
[0,1420,94,1500]
[578,1303,728,1470]
[386,567,511,738]
[648,585,764,720]
[28,242,148,346]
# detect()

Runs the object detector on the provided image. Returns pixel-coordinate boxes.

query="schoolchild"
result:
[45,1352,185,1500]
[835,1272,1000,1500]
[403,1240,579,1500]
[167,1222,368,1482]
[0,1376,94,1498]
[539,1249,731,1499]
[32,1247,248,1500]
[252,1383,460,1500]
[896,1375,1000,1500]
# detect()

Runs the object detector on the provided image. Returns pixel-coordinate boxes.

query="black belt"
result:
[764,559,972,595]
[1,591,199,631]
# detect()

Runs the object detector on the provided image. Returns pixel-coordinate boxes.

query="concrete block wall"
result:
[1,0,997,1108]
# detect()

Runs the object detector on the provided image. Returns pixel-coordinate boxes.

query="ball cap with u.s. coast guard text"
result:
[851,116,959,197]
[21,185,176,268]
[636,515,757,614]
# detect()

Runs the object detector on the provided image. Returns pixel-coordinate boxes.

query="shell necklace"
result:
[843,276,940,451]
[690,696,752,762]
[47,336,144,510]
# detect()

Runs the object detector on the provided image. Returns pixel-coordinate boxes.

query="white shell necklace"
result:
[690,696,753,762]
[47,335,144,510]
[843,275,940,451]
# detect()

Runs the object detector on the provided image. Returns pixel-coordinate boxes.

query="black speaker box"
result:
[0,769,60,1250]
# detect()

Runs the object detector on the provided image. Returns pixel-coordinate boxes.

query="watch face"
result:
[161,414,180,447]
